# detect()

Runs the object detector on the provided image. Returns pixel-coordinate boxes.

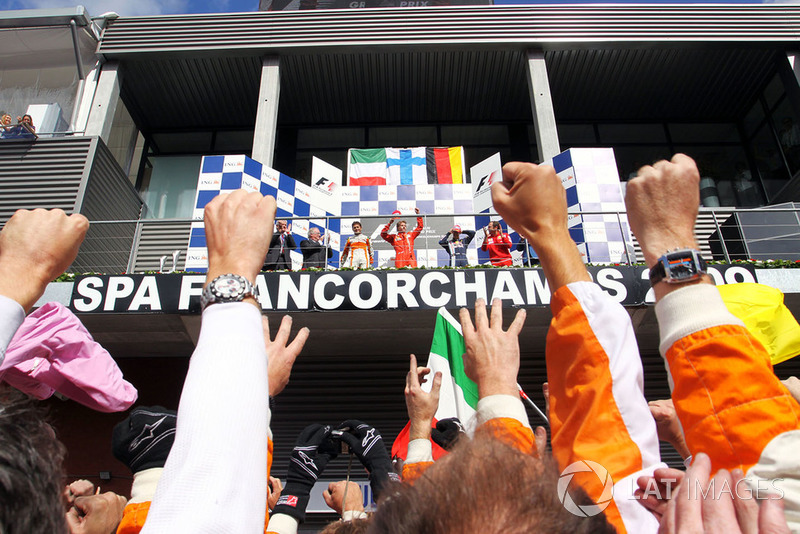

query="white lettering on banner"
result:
[420,272,452,308]
[254,275,274,310]
[314,274,345,310]
[641,269,655,305]
[490,271,525,305]
[179,276,205,310]
[707,267,724,286]
[596,268,627,303]
[104,277,135,311]
[725,266,756,284]
[73,277,104,312]
[277,275,310,309]
[387,272,419,309]
[523,270,550,305]
[129,277,162,311]
[349,273,383,309]
[454,271,487,307]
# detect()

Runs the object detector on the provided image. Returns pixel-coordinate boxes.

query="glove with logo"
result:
[273,424,339,523]
[431,417,466,451]
[336,419,398,500]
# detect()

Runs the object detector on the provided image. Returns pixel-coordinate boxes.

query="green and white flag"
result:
[425,307,478,430]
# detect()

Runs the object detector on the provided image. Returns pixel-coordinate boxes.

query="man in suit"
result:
[299,227,332,269]
[264,220,296,271]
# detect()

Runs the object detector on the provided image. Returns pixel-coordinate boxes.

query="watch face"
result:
[214,277,244,299]
[664,252,699,281]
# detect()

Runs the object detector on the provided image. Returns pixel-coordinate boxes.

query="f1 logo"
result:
[474,171,499,193]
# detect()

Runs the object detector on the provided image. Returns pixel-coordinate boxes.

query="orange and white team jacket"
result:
[340,234,373,268]
[547,282,665,534]
[655,283,800,530]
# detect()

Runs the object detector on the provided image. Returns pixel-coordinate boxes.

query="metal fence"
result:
[75,205,800,274]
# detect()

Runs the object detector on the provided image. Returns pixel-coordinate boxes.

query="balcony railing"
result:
[69,205,800,274]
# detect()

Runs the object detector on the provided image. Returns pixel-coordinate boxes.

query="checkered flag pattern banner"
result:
[544,148,635,263]
[186,155,341,272]
[185,149,631,271]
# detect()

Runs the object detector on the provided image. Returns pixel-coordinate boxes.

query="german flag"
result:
[426,147,465,184]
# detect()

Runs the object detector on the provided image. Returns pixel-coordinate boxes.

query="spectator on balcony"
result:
[481,221,512,266]
[18,114,35,134]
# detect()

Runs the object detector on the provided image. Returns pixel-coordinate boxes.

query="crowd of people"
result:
[265,206,528,271]
[0,112,36,139]
[1,153,799,533]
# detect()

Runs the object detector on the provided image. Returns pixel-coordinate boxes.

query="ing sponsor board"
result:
[68,265,756,314]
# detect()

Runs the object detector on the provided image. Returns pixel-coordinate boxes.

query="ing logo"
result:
[557,460,614,517]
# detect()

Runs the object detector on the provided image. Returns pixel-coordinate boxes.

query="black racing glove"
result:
[336,419,398,500]
[273,424,339,523]
[111,406,177,474]
[431,417,466,451]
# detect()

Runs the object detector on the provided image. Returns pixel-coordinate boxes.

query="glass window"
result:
[368,126,437,147]
[297,128,365,149]
[772,97,800,175]
[675,145,760,207]
[441,125,509,145]
[106,100,138,175]
[743,99,766,137]
[669,123,739,144]
[295,150,348,184]
[557,124,597,146]
[214,130,254,153]
[598,124,667,144]
[139,156,201,219]
[764,74,785,110]
[151,132,213,154]
[612,146,672,181]
[751,124,790,201]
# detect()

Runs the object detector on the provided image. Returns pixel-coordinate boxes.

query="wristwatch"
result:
[201,274,258,310]
[649,249,708,286]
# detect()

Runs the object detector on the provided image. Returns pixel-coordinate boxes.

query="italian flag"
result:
[348,148,388,186]
[392,308,478,461]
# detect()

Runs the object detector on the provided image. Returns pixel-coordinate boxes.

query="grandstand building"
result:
[2,4,800,528]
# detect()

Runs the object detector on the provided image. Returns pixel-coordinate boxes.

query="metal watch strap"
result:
[201,274,258,310]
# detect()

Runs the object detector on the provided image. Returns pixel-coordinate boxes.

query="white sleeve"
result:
[0,294,25,367]
[141,302,269,534]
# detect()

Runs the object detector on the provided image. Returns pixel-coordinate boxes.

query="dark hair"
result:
[352,221,362,227]
[0,387,67,533]
[489,221,502,230]
[368,434,615,534]
[320,518,371,534]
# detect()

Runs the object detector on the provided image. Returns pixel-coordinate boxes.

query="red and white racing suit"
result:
[381,217,423,268]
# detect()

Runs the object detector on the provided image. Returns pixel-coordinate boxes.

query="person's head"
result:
[276,220,288,234]
[397,220,408,233]
[368,434,615,534]
[309,228,321,240]
[0,387,67,533]
[451,224,462,237]
[21,114,33,125]
[488,221,502,234]
[1,114,11,125]
[351,222,362,235]
[321,518,371,534]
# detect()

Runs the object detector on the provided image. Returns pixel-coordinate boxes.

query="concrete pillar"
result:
[84,61,121,143]
[525,50,560,161]
[252,56,281,167]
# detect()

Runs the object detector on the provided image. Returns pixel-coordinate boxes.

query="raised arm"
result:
[625,154,800,479]
[0,209,88,363]
[141,191,277,533]
[492,162,663,534]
